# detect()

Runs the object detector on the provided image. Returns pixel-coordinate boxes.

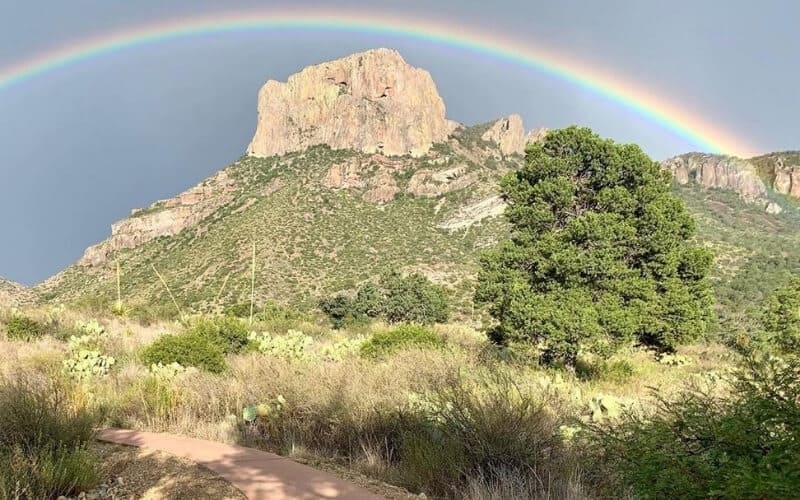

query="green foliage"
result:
[187,316,250,354]
[476,127,714,365]
[4,315,44,341]
[351,284,384,319]
[222,303,253,319]
[360,324,444,358]
[761,276,800,352]
[140,333,226,373]
[318,294,354,329]
[321,272,450,327]
[0,375,98,498]
[587,354,800,498]
[381,272,450,324]
[248,330,313,360]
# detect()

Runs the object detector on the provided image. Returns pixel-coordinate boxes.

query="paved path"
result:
[96,429,381,500]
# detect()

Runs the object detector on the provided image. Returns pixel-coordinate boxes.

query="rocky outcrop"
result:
[750,153,800,199]
[247,48,458,158]
[526,127,549,144]
[661,154,775,208]
[79,171,237,266]
[438,196,507,231]
[0,278,34,307]
[481,115,527,155]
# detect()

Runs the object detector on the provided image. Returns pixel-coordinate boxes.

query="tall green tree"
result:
[475,127,714,365]
[761,276,800,353]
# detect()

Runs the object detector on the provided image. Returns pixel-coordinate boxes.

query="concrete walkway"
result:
[96,429,381,500]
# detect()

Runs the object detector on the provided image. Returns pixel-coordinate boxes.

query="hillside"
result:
[38,131,521,310]
[34,49,800,332]
[0,277,34,307]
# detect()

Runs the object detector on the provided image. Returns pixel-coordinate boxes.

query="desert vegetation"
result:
[2,128,798,498]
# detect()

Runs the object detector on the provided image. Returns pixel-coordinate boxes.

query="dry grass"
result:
[0,309,740,498]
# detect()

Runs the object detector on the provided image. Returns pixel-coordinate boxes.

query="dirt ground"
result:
[90,442,246,499]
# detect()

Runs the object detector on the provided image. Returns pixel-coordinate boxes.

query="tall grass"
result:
[0,373,98,499]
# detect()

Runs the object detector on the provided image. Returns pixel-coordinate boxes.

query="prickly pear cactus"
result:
[586,395,625,423]
[248,330,312,359]
[658,354,691,366]
[63,350,115,380]
[242,404,258,423]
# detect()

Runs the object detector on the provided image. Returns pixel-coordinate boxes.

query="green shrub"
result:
[381,272,450,324]
[318,294,353,329]
[223,303,253,319]
[320,273,450,328]
[576,358,635,383]
[4,315,44,341]
[187,316,250,354]
[586,354,800,498]
[360,325,445,358]
[140,333,226,373]
[0,375,98,498]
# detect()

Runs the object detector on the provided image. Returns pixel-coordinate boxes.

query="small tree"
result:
[476,127,714,366]
[318,294,353,329]
[381,271,450,324]
[761,276,800,353]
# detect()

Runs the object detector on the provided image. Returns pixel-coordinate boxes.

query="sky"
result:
[0,0,798,285]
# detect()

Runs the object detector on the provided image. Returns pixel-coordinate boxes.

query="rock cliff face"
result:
[750,152,800,198]
[79,171,237,266]
[246,48,458,158]
[661,153,778,211]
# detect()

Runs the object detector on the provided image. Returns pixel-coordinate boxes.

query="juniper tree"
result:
[476,127,714,366]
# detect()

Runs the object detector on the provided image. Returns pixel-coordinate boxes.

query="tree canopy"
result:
[475,127,714,365]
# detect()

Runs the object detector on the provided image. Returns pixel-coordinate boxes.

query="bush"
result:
[318,294,353,329]
[0,375,98,498]
[187,316,250,354]
[4,315,44,341]
[381,272,450,324]
[140,333,226,373]
[360,325,445,358]
[586,354,800,498]
[320,273,450,328]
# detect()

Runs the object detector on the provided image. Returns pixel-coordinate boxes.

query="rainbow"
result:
[0,9,757,157]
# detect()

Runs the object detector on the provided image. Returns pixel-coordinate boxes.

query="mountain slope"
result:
[39,133,520,310]
[0,278,34,307]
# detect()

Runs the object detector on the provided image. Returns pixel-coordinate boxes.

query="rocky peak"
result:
[661,153,780,213]
[481,115,527,155]
[478,116,548,156]
[246,48,458,158]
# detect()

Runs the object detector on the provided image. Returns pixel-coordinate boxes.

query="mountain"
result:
[34,49,799,327]
[38,49,535,310]
[0,278,34,307]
